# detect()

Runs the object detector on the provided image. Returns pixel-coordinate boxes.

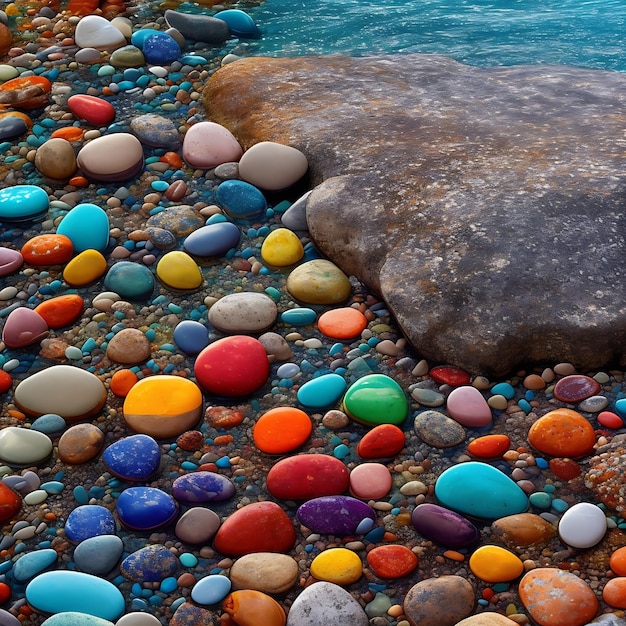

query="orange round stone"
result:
[467,434,511,458]
[367,545,419,578]
[51,126,84,142]
[34,294,84,328]
[253,406,312,454]
[317,307,368,340]
[610,547,626,576]
[110,369,139,397]
[21,234,73,265]
[527,408,595,457]
[603,577,626,608]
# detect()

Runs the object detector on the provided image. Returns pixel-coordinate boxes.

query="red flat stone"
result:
[67,94,116,126]
[0,370,11,394]
[428,365,471,386]
[553,375,601,403]
[467,434,511,458]
[213,501,296,556]
[0,482,21,524]
[367,545,419,578]
[21,234,73,266]
[357,424,405,459]
[598,411,623,429]
[35,294,84,328]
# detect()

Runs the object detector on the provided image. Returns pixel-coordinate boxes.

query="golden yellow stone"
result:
[286,259,351,304]
[310,548,362,585]
[156,251,202,290]
[261,227,304,267]
[63,249,107,287]
[468,545,524,583]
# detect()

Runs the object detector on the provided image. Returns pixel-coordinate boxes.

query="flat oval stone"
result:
[297,373,347,408]
[527,408,595,457]
[156,251,203,290]
[173,320,210,354]
[318,307,368,340]
[190,574,231,605]
[58,424,105,464]
[64,505,116,543]
[429,365,471,386]
[349,462,392,499]
[366,545,419,579]
[456,616,522,626]
[1,307,49,348]
[357,423,405,458]
[0,185,49,221]
[164,10,230,44]
[63,249,108,287]
[13,548,57,582]
[25,571,125,621]
[296,495,376,535]
[120,544,178,582]
[175,507,221,544]
[21,234,73,265]
[0,247,23,276]
[68,94,115,125]
[468,545,524,582]
[446,385,492,427]
[73,535,124,575]
[106,328,152,364]
[77,133,144,182]
[311,547,362,585]
[172,471,235,503]
[558,502,607,548]
[411,503,479,547]
[343,374,408,426]
[182,121,243,169]
[74,15,127,50]
[103,261,155,300]
[194,336,270,397]
[253,406,312,454]
[491,513,556,547]
[287,259,351,304]
[183,222,241,257]
[553,374,601,403]
[579,395,609,413]
[123,375,203,439]
[239,141,307,190]
[266,454,349,500]
[35,295,84,329]
[287,581,368,626]
[215,179,267,221]
[116,487,179,531]
[31,413,66,434]
[223,590,286,625]
[14,365,107,421]
[208,292,277,333]
[230,553,298,593]
[403,576,475,626]
[414,410,466,448]
[434,461,529,520]
[102,434,161,481]
[130,114,181,150]
[519,568,599,626]
[280,307,317,326]
[467,434,511,458]
[57,203,110,252]
[261,227,304,266]
[0,427,52,466]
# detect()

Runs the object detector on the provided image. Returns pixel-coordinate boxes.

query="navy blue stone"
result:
[102,434,161,481]
[215,180,267,221]
[116,487,179,531]
[64,505,117,543]
[0,117,28,141]
[172,320,210,354]
[172,471,236,504]
[296,496,376,535]
[213,9,261,38]
[183,221,241,257]
[142,33,181,65]
[120,544,178,583]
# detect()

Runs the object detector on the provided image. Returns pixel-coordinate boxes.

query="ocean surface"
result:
[237,0,626,71]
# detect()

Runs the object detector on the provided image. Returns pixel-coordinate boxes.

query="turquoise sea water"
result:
[242,0,626,71]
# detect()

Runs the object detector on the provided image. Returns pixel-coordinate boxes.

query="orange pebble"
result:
[482,588,495,601]
[603,577,626,608]
[7,410,25,420]
[214,435,234,445]
[366,545,418,578]
[317,307,368,340]
[467,434,511,458]
[110,369,138,397]
[610,547,626,576]
[443,550,465,561]
[527,408,595,457]
[35,294,84,328]
[68,175,89,188]
[598,411,623,429]
[253,406,312,454]
[51,126,84,142]
[21,233,73,265]
[160,151,184,169]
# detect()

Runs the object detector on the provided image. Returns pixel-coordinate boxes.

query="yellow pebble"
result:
[310,547,363,585]
[469,545,524,583]
[261,227,304,267]
[63,249,107,287]
[5,3,19,16]
[156,251,203,290]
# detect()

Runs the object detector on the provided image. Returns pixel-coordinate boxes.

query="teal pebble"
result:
[281,307,317,326]
[179,552,198,567]
[490,382,515,399]
[104,261,155,300]
[551,498,569,512]
[13,549,58,582]
[31,414,66,434]
[333,443,350,459]
[297,373,347,408]
[160,577,178,593]
[40,481,65,494]
[529,491,552,509]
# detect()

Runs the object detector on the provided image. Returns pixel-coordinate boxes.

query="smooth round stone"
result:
[123,375,203,439]
[286,581,368,626]
[215,179,267,221]
[429,365,471,386]
[1,307,48,348]
[64,505,116,543]
[175,507,221,544]
[77,133,144,182]
[213,501,296,556]
[579,395,609,413]
[287,259,351,304]
[491,513,556,547]
[213,9,261,38]
[297,495,376,535]
[63,249,107,286]
[468,545,524,582]
[194,336,270,397]
[58,424,105,464]
[191,574,231,605]
[230,553,298,593]
[183,221,241,257]
[0,247,23,276]
[598,411,624,429]
[253,406,312,454]
[208,292,277,333]
[238,142,307,191]
[172,471,235,503]
[519,568,599,626]
[318,307,368,340]
[31,413,66,434]
[349,463,392,499]
[296,373,347,408]
[434,461,529,520]
[164,10,230,44]
[467,434,511,458]
[22,233,73,265]
[142,32,180,65]
[41,614,115,626]
[67,95,115,126]
[74,15,127,50]
[343,374,408,426]
[357,423,405,459]
[0,482,21,523]
[366,545,419,579]
[120,544,178,582]
[13,548,57,582]
[603,579,626,609]
[261,227,304,266]
[182,121,243,169]
[146,204,204,237]
[56,203,109,253]
[173,320,210,354]
[553,374,601,403]
[106,328,152,364]
[527,408,595,457]
[558,502,607,548]
[414,410,466,448]
[116,487,179,531]
[156,250,203,290]
[102,434,161,481]
[266,454,349,500]
[280,307,317,326]
[130,113,180,149]
[411,503,479,547]
[25,571,125,621]
[14,365,107,421]
[0,185,49,221]
[446,385,492,427]
[0,427,52,466]
[403,576,475,626]
[35,294,84,329]
[311,548,362,585]
[73,535,124,575]
[110,44,145,68]
[104,261,155,300]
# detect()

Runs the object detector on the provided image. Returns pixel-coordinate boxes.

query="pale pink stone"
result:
[349,462,392,499]
[0,247,23,276]
[446,385,492,427]
[182,121,243,169]
[2,307,49,348]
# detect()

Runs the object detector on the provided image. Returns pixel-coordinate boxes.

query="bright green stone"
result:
[342,374,408,426]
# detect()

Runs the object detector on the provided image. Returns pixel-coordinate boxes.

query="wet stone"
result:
[296,495,376,535]
[145,205,204,237]
[0,427,53,466]
[58,424,105,464]
[208,292,277,333]
[553,374,602,403]
[102,434,161,481]
[104,261,155,300]
[414,410,466,448]
[116,487,179,531]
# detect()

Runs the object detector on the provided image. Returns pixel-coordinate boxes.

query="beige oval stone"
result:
[106,328,151,364]
[208,292,277,334]
[175,507,221,544]
[35,138,77,180]
[491,513,556,548]
[455,615,517,626]
[239,141,308,191]
[58,423,105,464]
[258,331,293,360]
[287,259,351,305]
[77,133,144,182]
[403,576,475,626]
[230,552,299,593]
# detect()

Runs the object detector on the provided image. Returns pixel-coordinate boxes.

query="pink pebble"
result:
[0,247,23,276]
[446,385,492,427]
[349,462,393,499]
[182,121,243,169]
[1,307,49,348]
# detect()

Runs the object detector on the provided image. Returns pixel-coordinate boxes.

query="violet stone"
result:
[296,495,376,535]
[411,503,480,547]
[172,471,236,504]
[102,434,161,481]
[64,505,116,543]
[116,487,179,531]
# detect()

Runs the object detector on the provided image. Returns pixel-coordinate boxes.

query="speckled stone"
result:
[145,205,204,238]
[106,328,152,364]
[208,292,278,333]
[102,434,161,481]
[297,495,376,535]
[120,544,178,582]
[414,410,466,448]
[287,259,351,304]
[130,114,181,149]
[64,505,116,543]
[58,424,105,464]
[490,513,556,548]
[172,471,236,503]
[403,576,475,626]
[230,552,299,593]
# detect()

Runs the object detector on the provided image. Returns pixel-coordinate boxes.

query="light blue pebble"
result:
[0,185,49,221]
[13,549,58,582]
[517,399,532,413]
[551,498,569,513]
[31,413,66,434]
[276,363,300,378]
[615,398,626,418]
[40,481,65,494]
[130,28,161,48]
[56,203,109,253]
[41,613,114,626]
[180,55,207,65]
[213,9,261,37]
[64,346,83,361]
[355,517,375,533]
[280,307,317,327]
[297,373,347,408]
[160,577,178,593]
[490,382,515,400]
[173,320,210,354]
[333,443,350,459]
[190,574,231,605]
[151,180,169,192]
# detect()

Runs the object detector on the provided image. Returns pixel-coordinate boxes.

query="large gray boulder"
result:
[204,54,626,376]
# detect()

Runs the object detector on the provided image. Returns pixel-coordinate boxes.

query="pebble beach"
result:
[0,2,626,626]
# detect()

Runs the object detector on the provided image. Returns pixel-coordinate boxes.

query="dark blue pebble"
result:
[102,434,161,481]
[120,544,178,583]
[116,487,179,531]
[171,471,236,503]
[172,319,210,354]
[142,33,181,65]
[64,505,117,543]
[0,117,28,141]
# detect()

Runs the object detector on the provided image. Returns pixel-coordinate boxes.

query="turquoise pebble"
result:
[73,486,89,505]
[40,613,115,626]
[151,180,169,192]
[57,203,110,253]
[213,9,261,37]
[0,185,49,221]
[492,583,509,592]
[104,261,155,300]
[333,443,350,459]
[160,577,178,593]
[297,373,347,408]
[551,498,569,512]
[180,55,207,65]
[215,180,267,221]
[190,574,231,605]
[13,549,58,582]
[615,398,626,417]
[491,382,515,399]
[529,491,552,509]
[65,346,83,360]
[517,399,532,413]
[179,552,198,567]
[40,481,65,494]
[281,307,317,326]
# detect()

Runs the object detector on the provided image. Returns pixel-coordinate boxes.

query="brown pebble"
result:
[403,576,474,626]
[177,573,196,587]
[106,328,152,365]
[523,374,546,390]
[491,513,556,547]
[165,179,189,201]
[58,423,105,464]
[176,430,204,451]
[322,409,350,429]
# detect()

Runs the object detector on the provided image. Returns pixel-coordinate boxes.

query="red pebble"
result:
[467,434,511,458]
[553,375,601,403]
[366,545,419,578]
[34,294,84,328]
[0,370,11,394]
[0,482,21,524]
[21,234,73,265]
[598,411,623,429]
[67,94,115,126]
[0,582,10,604]
[356,424,405,459]
[549,457,582,481]
[429,365,471,386]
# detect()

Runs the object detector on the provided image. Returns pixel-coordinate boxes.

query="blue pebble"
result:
[130,28,161,47]
[490,382,515,399]
[180,54,207,65]
[142,33,181,65]
[179,553,198,567]
[171,472,236,503]
[280,307,317,327]
[0,116,28,141]
[73,535,124,576]
[173,319,210,354]
[31,413,66,434]
[297,373,347,408]
[183,221,241,257]
[517,399,532,413]
[64,505,116,543]
[104,261,155,300]
[160,577,178,593]
[121,544,178,583]
[276,362,300,378]
[13,548,58,582]
[40,481,65,495]
[191,574,231,605]
[0,185,49,221]
[116,487,179,531]
[56,203,110,253]
[215,180,267,221]
[333,443,350,459]
[102,434,161,481]
[214,9,261,38]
